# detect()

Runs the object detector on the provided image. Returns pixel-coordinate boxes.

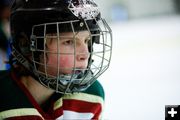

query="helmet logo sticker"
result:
[68,0,100,19]
[79,22,84,27]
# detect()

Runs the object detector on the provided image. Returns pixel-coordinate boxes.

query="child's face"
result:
[39,31,90,76]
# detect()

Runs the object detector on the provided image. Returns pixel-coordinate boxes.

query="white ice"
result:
[99,15,180,120]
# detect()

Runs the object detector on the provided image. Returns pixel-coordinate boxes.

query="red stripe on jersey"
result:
[63,99,102,116]
[6,115,43,120]
[53,105,63,119]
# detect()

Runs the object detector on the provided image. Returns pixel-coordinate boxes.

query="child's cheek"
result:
[47,54,74,68]
[60,55,74,68]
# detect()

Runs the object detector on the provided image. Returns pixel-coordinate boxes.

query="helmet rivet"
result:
[80,22,84,27]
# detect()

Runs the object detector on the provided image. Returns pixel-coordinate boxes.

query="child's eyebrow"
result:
[46,32,90,41]
[59,36,74,40]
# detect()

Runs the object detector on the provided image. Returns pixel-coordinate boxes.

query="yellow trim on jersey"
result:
[0,108,44,120]
[54,92,104,110]
[53,97,63,110]
[63,93,104,104]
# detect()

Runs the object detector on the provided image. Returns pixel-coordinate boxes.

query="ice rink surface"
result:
[99,15,180,120]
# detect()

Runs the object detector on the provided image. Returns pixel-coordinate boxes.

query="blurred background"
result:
[96,0,180,120]
[0,0,11,70]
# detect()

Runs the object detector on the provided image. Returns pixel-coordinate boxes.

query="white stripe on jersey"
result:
[56,110,94,120]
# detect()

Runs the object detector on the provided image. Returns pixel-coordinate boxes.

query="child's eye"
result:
[63,40,74,45]
[85,38,91,44]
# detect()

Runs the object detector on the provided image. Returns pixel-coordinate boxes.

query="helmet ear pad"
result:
[14,32,31,56]
[13,32,44,68]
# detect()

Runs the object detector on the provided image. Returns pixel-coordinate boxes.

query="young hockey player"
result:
[0,0,112,119]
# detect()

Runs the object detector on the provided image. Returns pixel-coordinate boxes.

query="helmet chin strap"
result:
[58,69,93,93]
[38,68,94,93]
[11,46,34,72]
[58,69,93,85]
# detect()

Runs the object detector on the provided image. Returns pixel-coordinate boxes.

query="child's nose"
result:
[77,52,89,61]
[76,44,89,61]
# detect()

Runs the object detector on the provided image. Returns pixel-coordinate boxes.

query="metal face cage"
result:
[28,18,112,94]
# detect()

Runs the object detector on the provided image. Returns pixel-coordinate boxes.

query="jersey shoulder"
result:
[0,70,33,112]
[83,80,105,100]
